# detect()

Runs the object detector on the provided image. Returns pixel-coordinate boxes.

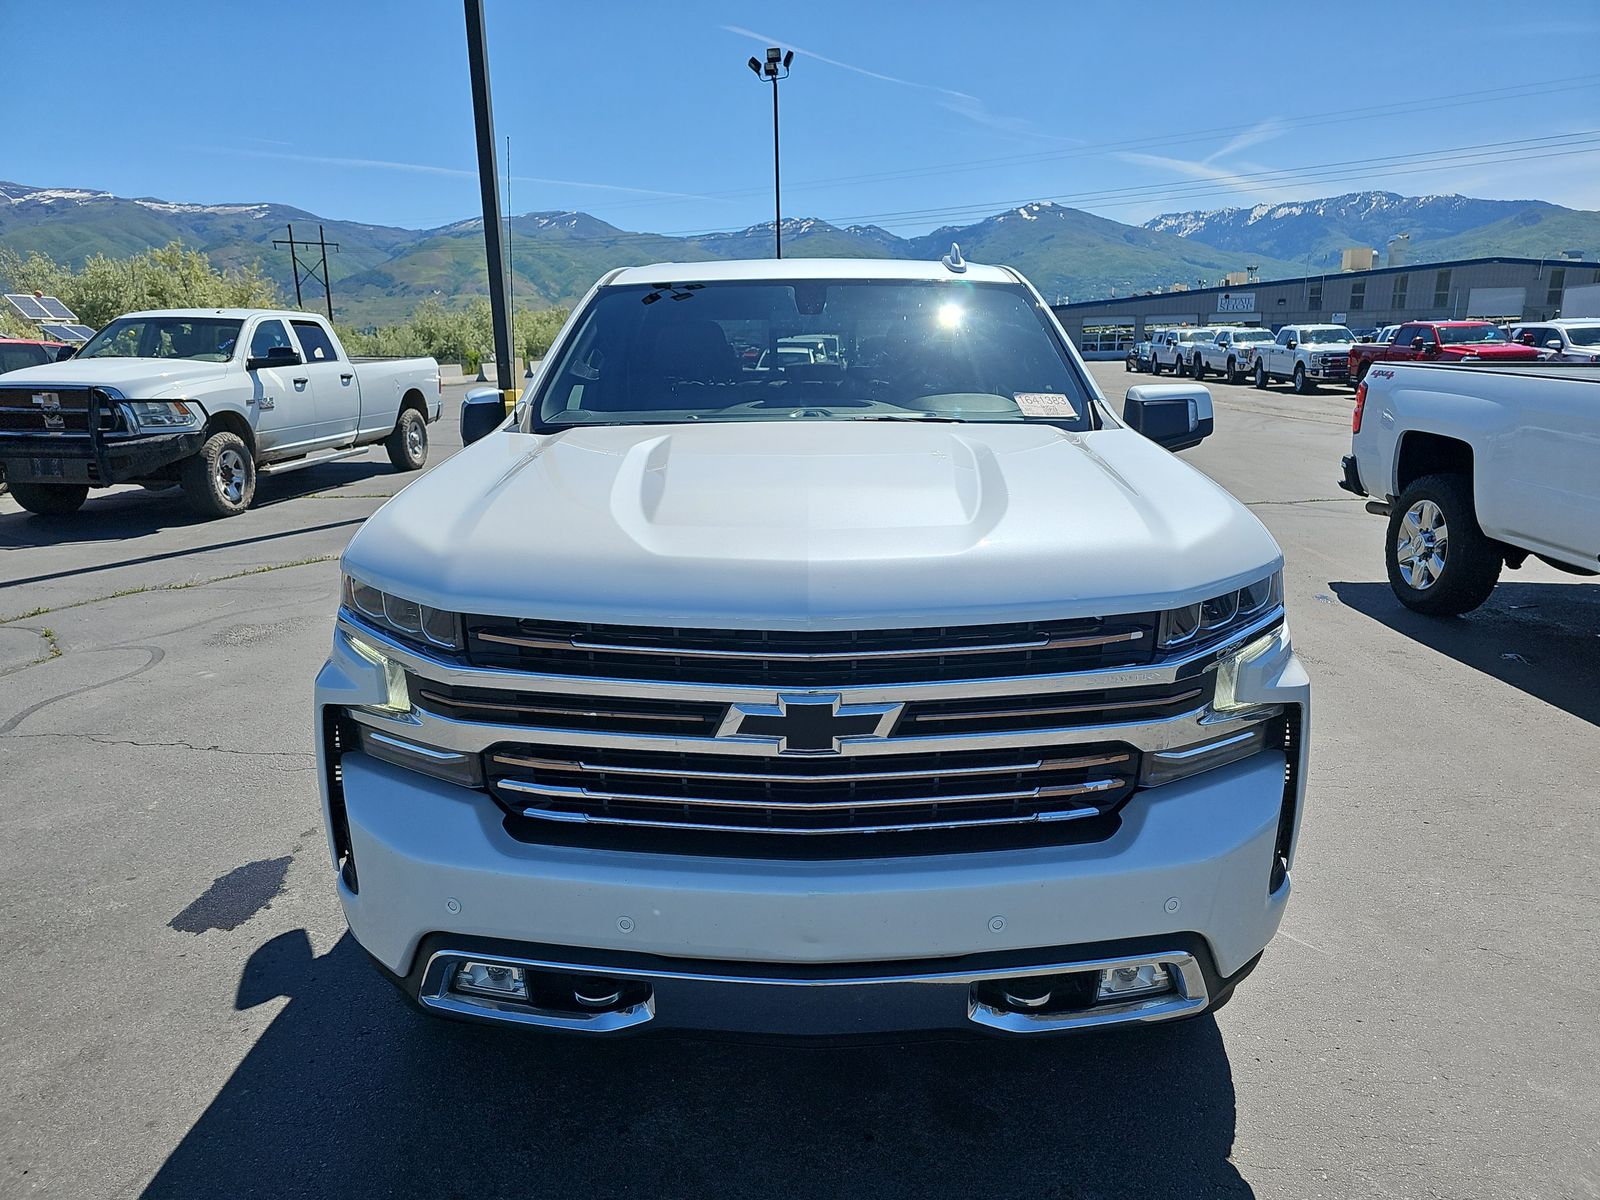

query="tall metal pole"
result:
[771,77,782,260]
[464,0,514,396]
[318,224,333,321]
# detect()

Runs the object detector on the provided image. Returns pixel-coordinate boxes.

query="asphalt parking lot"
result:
[2,369,1596,1199]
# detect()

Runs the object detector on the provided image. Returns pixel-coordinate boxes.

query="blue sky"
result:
[4,0,1598,234]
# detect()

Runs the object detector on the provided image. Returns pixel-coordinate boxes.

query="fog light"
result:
[454,961,529,999]
[1095,963,1173,1001]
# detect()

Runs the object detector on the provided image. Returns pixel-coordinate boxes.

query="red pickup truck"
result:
[1347,320,1540,381]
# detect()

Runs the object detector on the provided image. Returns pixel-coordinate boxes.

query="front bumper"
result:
[325,743,1297,1035]
[0,430,204,485]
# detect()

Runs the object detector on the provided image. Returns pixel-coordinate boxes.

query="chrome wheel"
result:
[1396,499,1448,590]
[405,417,425,460]
[216,447,247,505]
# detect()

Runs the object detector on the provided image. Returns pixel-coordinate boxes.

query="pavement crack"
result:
[0,626,63,678]
[0,554,339,625]
[1244,497,1365,507]
[3,730,314,760]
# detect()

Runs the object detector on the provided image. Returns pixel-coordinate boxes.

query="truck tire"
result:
[1354,360,1370,384]
[1191,355,1205,380]
[1386,473,1502,616]
[1254,361,1268,389]
[1149,355,1161,376]
[1292,364,1314,394]
[180,431,256,518]
[10,481,88,515]
[386,408,428,471]
[1225,357,1239,385]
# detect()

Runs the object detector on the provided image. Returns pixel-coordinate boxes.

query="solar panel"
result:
[41,322,94,343]
[35,296,77,321]
[4,294,51,321]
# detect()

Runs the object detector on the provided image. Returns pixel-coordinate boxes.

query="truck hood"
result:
[1438,343,1541,359]
[347,422,1283,629]
[0,358,232,397]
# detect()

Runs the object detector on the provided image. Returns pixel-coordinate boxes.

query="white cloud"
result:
[721,24,1077,143]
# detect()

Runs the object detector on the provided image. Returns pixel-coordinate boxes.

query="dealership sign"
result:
[1216,293,1256,313]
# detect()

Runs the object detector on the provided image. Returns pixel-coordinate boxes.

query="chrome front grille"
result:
[463,614,1159,686]
[484,742,1139,835]
[341,605,1285,849]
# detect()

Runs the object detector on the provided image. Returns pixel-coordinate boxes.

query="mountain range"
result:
[2,181,1596,325]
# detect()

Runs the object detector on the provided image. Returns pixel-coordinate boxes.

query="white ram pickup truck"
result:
[1252,324,1356,393]
[316,256,1310,1039]
[1196,328,1275,384]
[1340,362,1600,613]
[0,308,440,518]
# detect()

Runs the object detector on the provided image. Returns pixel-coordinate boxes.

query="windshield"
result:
[532,279,1095,430]
[1566,326,1600,347]
[1178,330,1211,343]
[1301,327,1355,344]
[1232,330,1273,343]
[1437,324,1508,345]
[77,316,242,362]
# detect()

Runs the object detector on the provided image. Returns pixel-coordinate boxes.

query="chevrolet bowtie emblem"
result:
[719,692,903,755]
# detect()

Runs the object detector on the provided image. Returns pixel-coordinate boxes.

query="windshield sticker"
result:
[1014,392,1078,419]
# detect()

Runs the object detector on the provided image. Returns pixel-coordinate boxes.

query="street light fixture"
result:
[747,46,794,259]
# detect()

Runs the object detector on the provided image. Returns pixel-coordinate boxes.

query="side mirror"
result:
[1285,339,1297,350]
[1546,338,1563,350]
[461,386,509,445]
[54,345,77,361]
[1359,336,1373,343]
[1411,336,1427,352]
[247,345,301,371]
[1124,384,1213,453]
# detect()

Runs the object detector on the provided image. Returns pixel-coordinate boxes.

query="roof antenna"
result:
[942,242,966,273]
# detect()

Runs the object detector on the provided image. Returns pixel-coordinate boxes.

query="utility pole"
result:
[273,222,339,321]
[747,47,793,259]
[464,0,515,400]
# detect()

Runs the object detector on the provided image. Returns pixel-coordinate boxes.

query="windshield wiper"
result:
[848,414,968,423]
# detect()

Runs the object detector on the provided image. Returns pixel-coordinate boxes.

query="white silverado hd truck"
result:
[316,256,1310,1038]
[0,309,440,518]
[1340,361,1600,614]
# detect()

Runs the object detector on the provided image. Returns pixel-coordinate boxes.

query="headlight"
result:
[1142,629,1287,786]
[1158,570,1282,650]
[345,632,411,714]
[127,400,202,429]
[342,574,462,651]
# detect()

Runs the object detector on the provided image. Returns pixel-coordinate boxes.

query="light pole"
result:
[747,46,793,259]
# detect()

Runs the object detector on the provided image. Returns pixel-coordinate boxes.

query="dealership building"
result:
[1050,256,1600,356]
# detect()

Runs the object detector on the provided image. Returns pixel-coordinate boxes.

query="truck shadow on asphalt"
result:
[0,460,399,546]
[1330,580,1600,727]
[141,931,1254,1199]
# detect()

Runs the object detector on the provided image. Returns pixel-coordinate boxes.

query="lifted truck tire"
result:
[10,481,88,515]
[181,431,256,518]
[1386,473,1502,616]
[386,408,429,471]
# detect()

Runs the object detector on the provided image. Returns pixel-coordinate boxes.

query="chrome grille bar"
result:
[477,628,1145,661]
[904,688,1204,725]
[490,749,1132,782]
[507,804,1105,836]
[497,776,1123,812]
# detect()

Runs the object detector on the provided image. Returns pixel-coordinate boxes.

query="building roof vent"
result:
[941,243,966,273]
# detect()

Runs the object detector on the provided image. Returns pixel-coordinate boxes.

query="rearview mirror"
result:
[461,386,509,445]
[247,345,301,371]
[1123,384,1213,453]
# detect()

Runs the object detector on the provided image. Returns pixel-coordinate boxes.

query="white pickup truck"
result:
[1150,327,1216,375]
[1252,324,1356,393]
[0,308,440,518]
[1196,328,1275,384]
[315,256,1310,1039]
[1340,362,1600,613]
